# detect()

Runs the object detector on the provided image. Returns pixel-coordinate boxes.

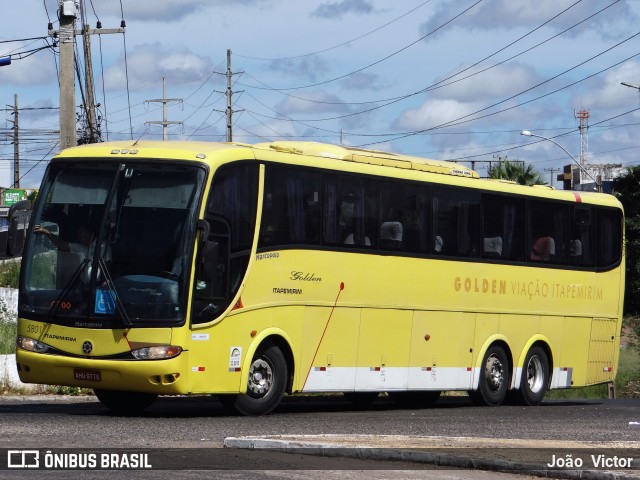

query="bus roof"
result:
[253,141,479,179]
[50,140,620,208]
[53,140,478,179]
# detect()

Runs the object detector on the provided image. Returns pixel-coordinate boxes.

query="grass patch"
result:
[0,260,20,289]
[0,322,16,355]
[546,346,640,400]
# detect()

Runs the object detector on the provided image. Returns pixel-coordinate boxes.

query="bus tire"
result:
[231,341,288,416]
[388,390,441,407]
[94,389,157,414]
[513,346,549,406]
[469,345,509,406]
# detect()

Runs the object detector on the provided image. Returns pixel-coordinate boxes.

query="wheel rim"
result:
[526,355,544,393]
[247,357,273,398]
[485,353,504,392]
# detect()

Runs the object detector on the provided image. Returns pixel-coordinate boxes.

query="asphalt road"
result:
[1,394,639,447]
[0,394,638,479]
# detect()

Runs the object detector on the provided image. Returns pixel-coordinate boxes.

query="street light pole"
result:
[520,130,602,193]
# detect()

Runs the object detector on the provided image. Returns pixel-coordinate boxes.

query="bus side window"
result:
[570,206,594,267]
[528,200,569,265]
[259,166,322,247]
[482,194,525,261]
[324,174,376,248]
[432,186,480,257]
[379,180,428,253]
[596,208,622,269]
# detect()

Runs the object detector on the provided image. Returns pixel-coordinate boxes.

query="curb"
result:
[223,435,640,480]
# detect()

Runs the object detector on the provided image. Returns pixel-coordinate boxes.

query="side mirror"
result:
[200,240,220,282]
[196,220,219,282]
[8,199,32,219]
[196,219,210,240]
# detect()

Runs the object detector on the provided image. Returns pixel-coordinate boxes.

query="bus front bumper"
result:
[15,349,190,395]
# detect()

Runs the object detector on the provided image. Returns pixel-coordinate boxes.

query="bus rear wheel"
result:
[469,345,509,406]
[226,341,288,416]
[94,389,157,414]
[512,346,549,406]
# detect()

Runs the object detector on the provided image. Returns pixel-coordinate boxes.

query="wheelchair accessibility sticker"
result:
[94,289,116,314]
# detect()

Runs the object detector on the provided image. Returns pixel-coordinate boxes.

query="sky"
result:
[1,0,640,189]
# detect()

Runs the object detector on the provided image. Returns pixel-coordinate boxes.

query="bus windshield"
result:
[19,161,205,328]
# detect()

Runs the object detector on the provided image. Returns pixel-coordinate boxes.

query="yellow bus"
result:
[16,140,624,415]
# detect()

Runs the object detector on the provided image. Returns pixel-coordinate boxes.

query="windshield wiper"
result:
[46,259,89,321]
[98,258,132,328]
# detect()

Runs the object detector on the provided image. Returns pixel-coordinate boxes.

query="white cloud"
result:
[68,0,273,23]
[573,61,640,111]
[422,0,638,39]
[103,43,215,91]
[265,57,331,82]
[339,71,388,91]
[0,49,57,86]
[394,98,480,131]
[430,63,542,103]
[275,90,350,115]
[312,0,375,19]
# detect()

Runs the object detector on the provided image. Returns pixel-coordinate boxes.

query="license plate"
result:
[74,369,101,382]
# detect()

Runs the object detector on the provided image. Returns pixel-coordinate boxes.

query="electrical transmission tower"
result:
[215,49,243,142]
[145,78,183,140]
[575,109,590,184]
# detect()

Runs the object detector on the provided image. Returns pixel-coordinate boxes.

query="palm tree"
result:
[488,160,545,186]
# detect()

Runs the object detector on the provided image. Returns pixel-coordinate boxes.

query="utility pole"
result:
[4,97,21,188]
[226,49,233,142]
[145,78,183,140]
[82,23,98,142]
[58,1,76,150]
[544,167,558,188]
[51,0,124,149]
[5,95,20,187]
[10,95,19,188]
[215,50,243,142]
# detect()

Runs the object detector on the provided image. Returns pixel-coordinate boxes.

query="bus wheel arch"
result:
[470,340,512,407]
[511,342,551,406]
[260,334,295,394]
[226,334,294,416]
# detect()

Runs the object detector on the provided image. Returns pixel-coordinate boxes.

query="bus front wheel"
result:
[512,346,549,406]
[469,345,509,406]
[227,341,288,416]
[94,389,157,414]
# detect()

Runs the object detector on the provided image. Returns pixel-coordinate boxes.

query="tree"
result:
[611,166,640,316]
[488,160,545,186]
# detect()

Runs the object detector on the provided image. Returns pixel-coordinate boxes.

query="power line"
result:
[235,0,435,61]
[234,0,619,131]
[239,0,483,92]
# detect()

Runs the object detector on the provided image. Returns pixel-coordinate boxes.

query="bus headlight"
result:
[17,336,50,353]
[131,345,182,360]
